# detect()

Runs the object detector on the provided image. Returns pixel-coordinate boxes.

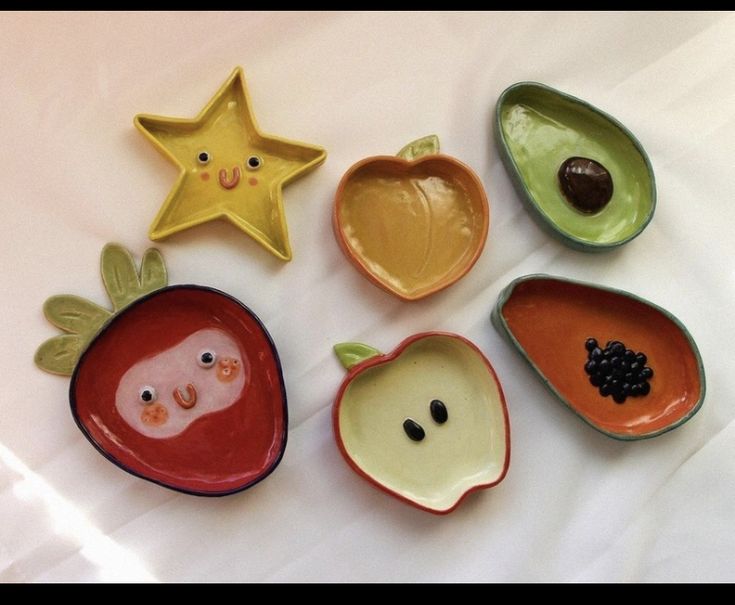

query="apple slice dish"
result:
[332,333,510,514]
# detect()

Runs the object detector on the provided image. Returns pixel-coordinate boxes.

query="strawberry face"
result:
[71,286,287,496]
[115,328,247,439]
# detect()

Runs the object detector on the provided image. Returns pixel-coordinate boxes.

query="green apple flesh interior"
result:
[335,334,509,513]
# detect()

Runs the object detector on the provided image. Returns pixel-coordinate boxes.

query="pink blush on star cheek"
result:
[114,328,248,440]
[200,172,210,181]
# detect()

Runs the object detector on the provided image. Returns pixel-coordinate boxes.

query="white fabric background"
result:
[1,11,733,582]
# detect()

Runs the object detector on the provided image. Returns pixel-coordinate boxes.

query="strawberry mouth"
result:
[218,166,241,189]
[173,383,198,409]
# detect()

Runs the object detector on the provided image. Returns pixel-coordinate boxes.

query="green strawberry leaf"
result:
[43,294,111,337]
[34,334,86,376]
[101,243,143,311]
[139,248,167,293]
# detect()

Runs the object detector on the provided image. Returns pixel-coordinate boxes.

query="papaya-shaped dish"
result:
[35,244,287,495]
[496,82,655,251]
[332,333,510,514]
[492,274,705,440]
[334,135,489,301]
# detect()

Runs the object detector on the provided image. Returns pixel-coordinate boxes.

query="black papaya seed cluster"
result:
[584,338,653,404]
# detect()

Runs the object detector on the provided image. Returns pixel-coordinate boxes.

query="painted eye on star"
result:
[197,151,211,165]
[139,386,157,404]
[246,155,263,171]
[197,349,216,368]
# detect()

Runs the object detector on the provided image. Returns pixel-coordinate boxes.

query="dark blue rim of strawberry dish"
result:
[68,284,288,497]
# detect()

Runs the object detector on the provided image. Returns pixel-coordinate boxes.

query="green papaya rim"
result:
[491,273,706,441]
[495,82,657,252]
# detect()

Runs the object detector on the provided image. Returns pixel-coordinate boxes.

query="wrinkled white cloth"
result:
[1,11,733,582]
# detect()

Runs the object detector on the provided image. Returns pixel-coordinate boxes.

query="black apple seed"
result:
[429,399,448,424]
[403,419,425,442]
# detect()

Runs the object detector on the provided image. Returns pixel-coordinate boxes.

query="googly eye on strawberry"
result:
[139,386,157,404]
[197,350,216,368]
[35,243,287,496]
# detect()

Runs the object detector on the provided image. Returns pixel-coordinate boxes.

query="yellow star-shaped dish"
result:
[134,67,327,261]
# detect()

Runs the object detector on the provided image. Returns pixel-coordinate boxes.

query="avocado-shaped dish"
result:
[496,82,655,251]
[492,275,704,440]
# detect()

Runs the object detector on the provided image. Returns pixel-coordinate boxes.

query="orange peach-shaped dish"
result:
[333,135,489,301]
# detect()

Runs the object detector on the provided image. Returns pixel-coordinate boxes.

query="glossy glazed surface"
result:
[135,67,326,261]
[8,11,734,583]
[71,286,287,495]
[494,276,704,439]
[334,156,488,300]
[497,83,655,249]
[115,328,247,439]
[334,333,509,513]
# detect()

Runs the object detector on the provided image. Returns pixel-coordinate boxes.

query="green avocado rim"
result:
[495,82,657,252]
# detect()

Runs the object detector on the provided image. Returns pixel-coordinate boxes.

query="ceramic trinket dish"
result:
[496,82,655,251]
[492,274,705,440]
[135,67,327,261]
[332,333,510,514]
[333,135,489,301]
[35,244,287,495]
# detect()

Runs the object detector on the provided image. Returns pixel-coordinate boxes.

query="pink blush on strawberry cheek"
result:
[141,402,168,426]
[217,357,240,383]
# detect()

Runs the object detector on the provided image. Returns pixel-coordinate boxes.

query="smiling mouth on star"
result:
[173,383,198,409]
[218,166,241,189]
